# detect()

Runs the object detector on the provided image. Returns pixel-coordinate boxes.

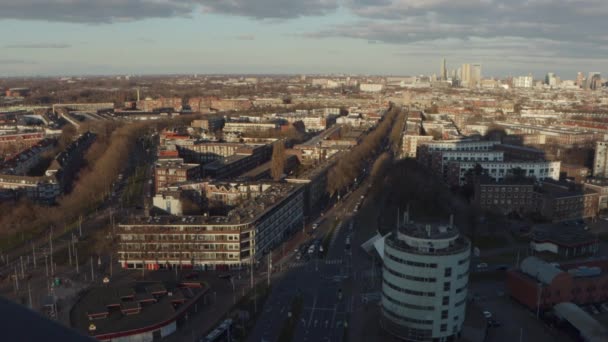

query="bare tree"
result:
[271,141,286,181]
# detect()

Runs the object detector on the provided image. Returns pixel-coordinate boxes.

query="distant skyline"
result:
[1,1,607,78]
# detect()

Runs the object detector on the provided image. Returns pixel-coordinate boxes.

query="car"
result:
[487,318,501,327]
[319,246,324,253]
[476,263,488,269]
[308,246,316,254]
[312,223,319,230]
[483,311,492,319]
[296,253,302,260]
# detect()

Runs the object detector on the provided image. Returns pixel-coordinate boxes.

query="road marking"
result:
[308,294,318,327]
[330,304,337,328]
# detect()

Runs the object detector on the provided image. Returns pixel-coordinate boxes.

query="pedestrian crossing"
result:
[284,259,344,269]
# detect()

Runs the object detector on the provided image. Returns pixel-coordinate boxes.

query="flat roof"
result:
[532,224,597,247]
[122,182,302,226]
[71,281,207,338]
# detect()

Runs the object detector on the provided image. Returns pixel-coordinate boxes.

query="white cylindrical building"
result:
[380,218,471,341]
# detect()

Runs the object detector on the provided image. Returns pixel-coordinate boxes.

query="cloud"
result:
[0,0,196,23]
[235,35,255,41]
[5,43,71,49]
[0,0,339,23]
[199,0,339,19]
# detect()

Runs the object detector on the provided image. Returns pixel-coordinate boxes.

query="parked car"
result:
[483,311,492,319]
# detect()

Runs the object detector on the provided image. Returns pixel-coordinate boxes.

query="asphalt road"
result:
[247,181,369,342]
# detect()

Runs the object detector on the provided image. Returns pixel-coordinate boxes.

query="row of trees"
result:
[0,120,160,248]
[326,106,403,196]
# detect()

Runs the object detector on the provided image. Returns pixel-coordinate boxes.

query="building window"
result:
[444,267,452,277]
[440,324,447,332]
[442,296,450,305]
[444,282,451,291]
[441,310,448,319]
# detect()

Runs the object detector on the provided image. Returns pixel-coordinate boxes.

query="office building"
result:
[380,215,471,341]
[461,63,481,88]
[440,58,447,81]
[513,75,533,88]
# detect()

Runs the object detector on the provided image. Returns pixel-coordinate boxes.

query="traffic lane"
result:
[294,268,348,342]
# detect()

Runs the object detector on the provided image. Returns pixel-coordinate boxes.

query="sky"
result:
[0,0,607,78]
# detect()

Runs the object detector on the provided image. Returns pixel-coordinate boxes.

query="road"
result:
[247,180,369,342]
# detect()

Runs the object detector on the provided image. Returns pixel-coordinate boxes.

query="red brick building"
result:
[154,159,200,193]
[507,257,608,311]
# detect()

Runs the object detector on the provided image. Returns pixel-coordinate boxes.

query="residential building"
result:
[117,183,305,269]
[137,97,182,112]
[223,122,278,134]
[593,141,608,178]
[191,116,225,132]
[154,159,201,193]
[583,179,608,210]
[0,174,60,203]
[177,143,270,164]
[360,83,384,93]
[559,164,590,184]
[380,215,471,342]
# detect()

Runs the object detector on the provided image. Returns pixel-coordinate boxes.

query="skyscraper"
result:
[441,58,447,81]
[576,72,585,88]
[461,63,481,88]
[587,72,601,90]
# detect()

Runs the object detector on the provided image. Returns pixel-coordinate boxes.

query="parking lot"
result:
[470,278,575,342]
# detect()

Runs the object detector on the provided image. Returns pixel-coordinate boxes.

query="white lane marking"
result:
[308,294,318,327]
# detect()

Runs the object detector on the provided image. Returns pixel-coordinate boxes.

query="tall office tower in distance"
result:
[380,214,471,342]
[587,72,601,90]
[441,58,447,81]
[461,63,481,88]
[576,72,585,88]
[470,64,481,88]
[594,141,608,178]
[461,64,471,87]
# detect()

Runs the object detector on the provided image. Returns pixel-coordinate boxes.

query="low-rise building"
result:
[71,281,209,341]
[507,257,608,311]
[191,116,225,132]
[154,159,200,193]
[583,179,608,210]
[530,225,599,258]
